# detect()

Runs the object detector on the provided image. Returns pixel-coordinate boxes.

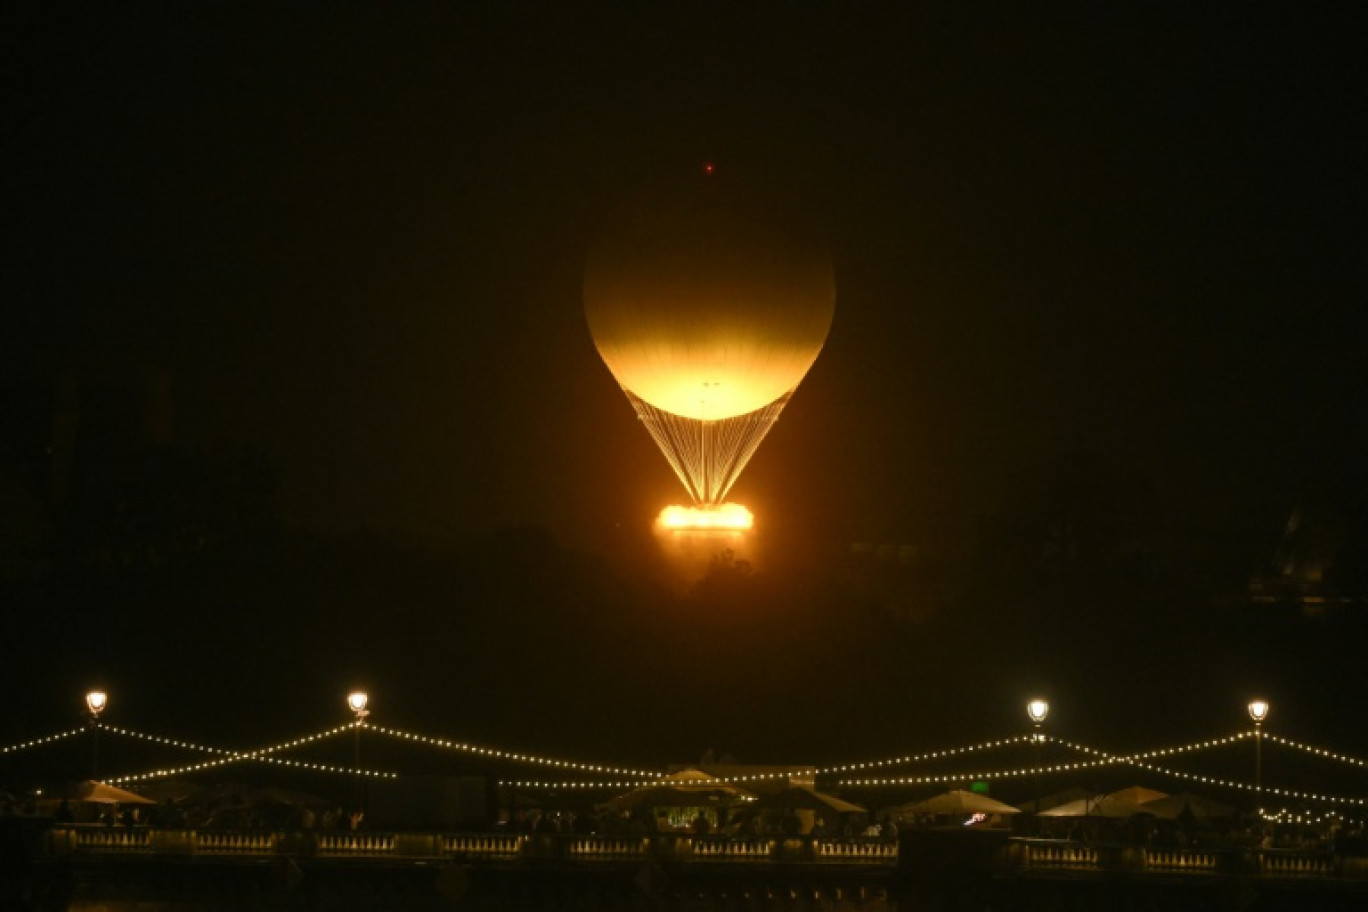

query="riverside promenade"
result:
[5,821,1368,910]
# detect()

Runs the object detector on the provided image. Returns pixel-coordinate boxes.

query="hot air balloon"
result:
[585,171,834,526]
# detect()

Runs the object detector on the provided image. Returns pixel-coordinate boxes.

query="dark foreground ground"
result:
[7,855,1368,912]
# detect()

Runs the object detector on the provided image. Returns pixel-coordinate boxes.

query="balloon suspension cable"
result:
[625,389,791,506]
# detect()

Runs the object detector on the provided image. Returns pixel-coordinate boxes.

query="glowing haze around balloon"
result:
[585,170,834,516]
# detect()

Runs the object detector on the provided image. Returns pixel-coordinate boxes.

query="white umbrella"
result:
[898,789,1021,817]
[748,786,865,815]
[1107,786,1169,807]
[1142,792,1237,820]
[601,769,755,813]
[65,780,155,805]
[1038,794,1154,818]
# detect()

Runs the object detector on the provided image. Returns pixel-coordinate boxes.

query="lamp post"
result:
[85,691,107,779]
[1248,698,1269,820]
[1027,699,1049,818]
[348,691,369,820]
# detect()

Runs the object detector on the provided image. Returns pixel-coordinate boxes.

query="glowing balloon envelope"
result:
[585,173,834,506]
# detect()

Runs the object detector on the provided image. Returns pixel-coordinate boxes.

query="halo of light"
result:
[657,503,754,531]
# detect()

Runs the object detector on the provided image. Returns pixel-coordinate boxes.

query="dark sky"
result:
[6,6,1368,776]
[11,4,1364,547]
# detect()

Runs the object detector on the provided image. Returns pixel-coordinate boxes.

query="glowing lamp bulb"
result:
[86,690,108,716]
[1248,699,1269,724]
[347,691,369,718]
[657,503,754,531]
[1027,699,1049,724]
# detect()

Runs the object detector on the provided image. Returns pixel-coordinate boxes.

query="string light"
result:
[814,735,1036,777]
[1053,733,1368,807]
[502,778,663,790]
[92,721,397,784]
[503,737,1039,790]
[1264,807,1363,827]
[833,731,1367,808]
[10,714,1364,811]
[365,722,662,779]
[1263,732,1368,768]
[493,730,1368,804]
[0,728,84,755]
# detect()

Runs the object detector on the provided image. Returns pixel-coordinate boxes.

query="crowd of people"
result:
[504,805,899,842]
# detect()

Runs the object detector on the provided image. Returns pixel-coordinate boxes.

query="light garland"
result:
[1023,733,1367,808]
[833,731,1366,808]
[1263,732,1368,769]
[1264,807,1362,827]
[0,727,85,755]
[494,736,1039,791]
[814,735,1035,777]
[1048,731,1253,762]
[502,778,663,790]
[14,716,1364,812]
[96,721,397,784]
[490,729,1368,802]
[364,722,662,779]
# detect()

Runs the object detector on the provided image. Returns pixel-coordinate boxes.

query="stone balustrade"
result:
[44,826,1367,883]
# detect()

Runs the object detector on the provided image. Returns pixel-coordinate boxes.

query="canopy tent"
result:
[1141,792,1238,821]
[130,778,203,804]
[1018,786,1092,815]
[63,781,154,804]
[748,786,865,816]
[1107,786,1169,807]
[601,769,755,814]
[1038,794,1156,818]
[897,789,1022,817]
[725,786,866,837]
[170,781,333,828]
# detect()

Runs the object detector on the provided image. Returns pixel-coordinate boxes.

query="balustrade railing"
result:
[443,833,525,858]
[1143,847,1218,872]
[53,827,890,865]
[195,831,273,854]
[565,834,650,859]
[1025,841,1098,869]
[44,826,1365,883]
[317,832,395,855]
[815,838,898,862]
[1259,850,1335,878]
[69,828,151,852]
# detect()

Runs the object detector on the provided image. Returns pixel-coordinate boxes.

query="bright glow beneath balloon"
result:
[657,503,754,531]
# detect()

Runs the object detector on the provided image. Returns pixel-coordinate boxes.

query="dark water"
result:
[24,864,1368,912]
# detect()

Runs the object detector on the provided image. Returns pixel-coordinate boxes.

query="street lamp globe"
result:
[1248,699,1269,724]
[347,691,370,719]
[86,691,108,717]
[1027,699,1049,725]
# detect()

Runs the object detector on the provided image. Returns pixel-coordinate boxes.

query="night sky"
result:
[5,6,1367,787]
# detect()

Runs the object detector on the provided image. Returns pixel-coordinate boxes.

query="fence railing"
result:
[1023,841,1099,870]
[1015,838,1367,881]
[51,826,895,866]
[46,826,1367,881]
[1142,847,1218,873]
